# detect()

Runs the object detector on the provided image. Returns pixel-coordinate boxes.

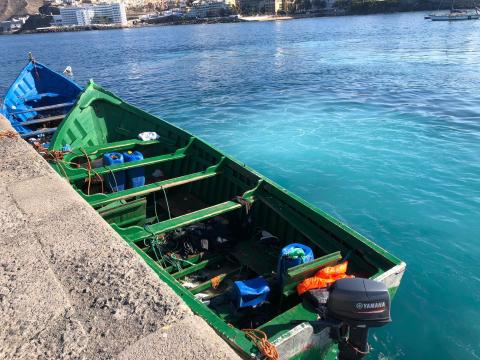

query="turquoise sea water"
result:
[1,13,479,359]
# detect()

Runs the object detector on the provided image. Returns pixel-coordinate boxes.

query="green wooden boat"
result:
[48,81,406,360]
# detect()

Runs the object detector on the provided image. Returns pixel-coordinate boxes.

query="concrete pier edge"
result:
[0,115,241,359]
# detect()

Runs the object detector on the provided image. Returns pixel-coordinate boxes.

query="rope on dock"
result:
[242,329,279,360]
[32,142,66,161]
[32,142,72,181]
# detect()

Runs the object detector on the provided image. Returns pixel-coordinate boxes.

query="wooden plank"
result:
[20,127,57,138]
[88,170,217,207]
[58,137,194,180]
[145,201,242,237]
[123,200,244,243]
[12,102,74,115]
[98,198,147,228]
[68,152,186,182]
[20,114,65,126]
[287,251,342,279]
[67,139,160,159]
[281,252,343,297]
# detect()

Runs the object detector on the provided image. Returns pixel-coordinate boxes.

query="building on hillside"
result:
[92,3,127,24]
[273,0,293,12]
[59,6,95,25]
[187,0,228,17]
[58,3,127,26]
[236,0,277,13]
[92,0,156,8]
[0,17,28,33]
[264,0,275,13]
[52,14,63,25]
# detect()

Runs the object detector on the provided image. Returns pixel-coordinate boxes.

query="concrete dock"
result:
[0,116,241,359]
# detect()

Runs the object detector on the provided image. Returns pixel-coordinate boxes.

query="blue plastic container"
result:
[233,277,270,309]
[123,151,145,189]
[277,243,314,284]
[62,144,72,152]
[103,152,126,192]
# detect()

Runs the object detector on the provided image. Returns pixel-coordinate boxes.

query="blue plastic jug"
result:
[277,243,314,284]
[123,151,145,189]
[103,152,126,192]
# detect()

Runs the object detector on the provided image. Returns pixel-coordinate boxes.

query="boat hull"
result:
[1,61,82,138]
[48,81,406,359]
[430,13,479,20]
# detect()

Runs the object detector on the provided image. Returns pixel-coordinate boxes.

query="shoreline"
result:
[3,9,445,35]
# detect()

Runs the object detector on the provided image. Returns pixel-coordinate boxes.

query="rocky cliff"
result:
[0,0,43,21]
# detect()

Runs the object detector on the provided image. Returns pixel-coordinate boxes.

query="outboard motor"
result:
[328,278,391,359]
[304,278,391,360]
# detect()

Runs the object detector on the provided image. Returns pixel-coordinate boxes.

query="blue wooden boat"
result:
[1,57,82,142]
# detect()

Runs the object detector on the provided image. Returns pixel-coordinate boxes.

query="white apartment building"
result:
[0,17,28,33]
[93,3,127,24]
[59,3,127,26]
[59,6,93,25]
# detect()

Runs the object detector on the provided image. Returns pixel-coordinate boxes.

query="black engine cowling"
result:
[327,278,391,326]
[327,278,391,360]
[304,278,391,360]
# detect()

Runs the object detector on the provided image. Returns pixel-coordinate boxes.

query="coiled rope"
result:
[242,329,279,360]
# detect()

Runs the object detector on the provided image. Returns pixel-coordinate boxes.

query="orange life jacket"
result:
[296,261,353,295]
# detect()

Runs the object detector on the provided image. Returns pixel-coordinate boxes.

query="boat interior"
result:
[2,61,81,139]
[50,83,400,347]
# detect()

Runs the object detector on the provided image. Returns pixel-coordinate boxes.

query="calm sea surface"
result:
[1,13,479,359]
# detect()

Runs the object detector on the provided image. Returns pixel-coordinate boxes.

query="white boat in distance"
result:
[430,10,480,20]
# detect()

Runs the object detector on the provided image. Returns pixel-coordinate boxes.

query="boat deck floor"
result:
[258,302,318,341]
[231,239,279,276]
[154,190,211,218]
[102,180,322,344]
